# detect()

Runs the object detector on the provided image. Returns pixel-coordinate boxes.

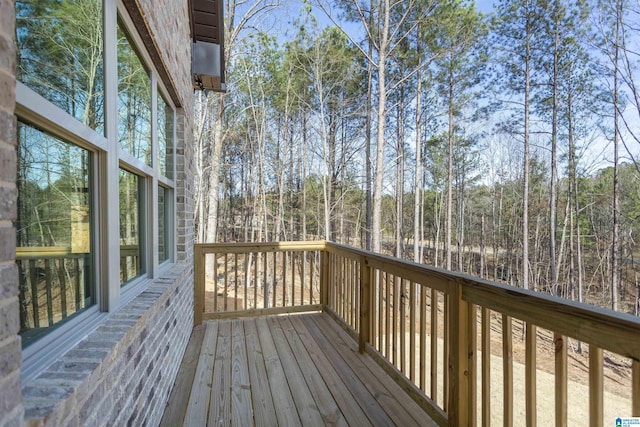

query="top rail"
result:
[324,241,640,360]
[194,240,326,253]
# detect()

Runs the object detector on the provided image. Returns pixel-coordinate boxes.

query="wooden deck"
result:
[160,312,437,426]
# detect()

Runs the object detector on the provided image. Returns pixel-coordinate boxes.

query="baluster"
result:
[589,346,603,427]
[554,333,567,427]
[482,307,491,427]
[526,323,537,426]
[29,259,39,328]
[57,258,67,319]
[633,360,640,416]
[409,281,416,383]
[503,314,513,427]
[431,289,438,402]
[45,259,53,326]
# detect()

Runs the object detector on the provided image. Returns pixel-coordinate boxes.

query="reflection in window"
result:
[16,122,94,347]
[15,0,104,133]
[158,94,174,179]
[119,169,144,284]
[158,186,169,263]
[117,24,151,165]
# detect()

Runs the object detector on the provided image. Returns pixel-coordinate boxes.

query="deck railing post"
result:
[194,245,205,325]
[448,282,470,426]
[359,256,371,354]
[320,245,329,308]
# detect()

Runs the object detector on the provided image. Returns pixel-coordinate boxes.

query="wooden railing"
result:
[17,246,140,333]
[17,247,90,332]
[194,241,325,324]
[194,241,640,426]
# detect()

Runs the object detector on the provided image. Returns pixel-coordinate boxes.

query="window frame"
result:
[15,0,178,382]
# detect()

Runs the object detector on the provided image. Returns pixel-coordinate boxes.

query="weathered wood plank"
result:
[184,322,218,425]
[255,317,301,427]
[300,314,396,427]
[243,318,278,427]
[208,320,231,427]
[230,319,253,426]
[313,313,440,427]
[288,315,372,427]
[165,313,441,427]
[267,316,324,425]
[159,324,205,427]
[279,317,348,426]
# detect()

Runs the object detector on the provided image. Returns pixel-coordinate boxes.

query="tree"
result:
[320,0,440,253]
[195,0,282,245]
[492,0,546,290]
[430,0,486,270]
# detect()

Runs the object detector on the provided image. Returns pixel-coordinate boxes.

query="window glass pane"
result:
[119,169,145,284]
[117,24,151,165]
[158,186,169,263]
[15,0,104,133]
[158,94,174,179]
[16,122,95,347]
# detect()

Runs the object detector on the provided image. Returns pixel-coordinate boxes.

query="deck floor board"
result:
[161,313,438,426]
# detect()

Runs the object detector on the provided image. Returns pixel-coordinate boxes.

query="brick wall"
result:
[0,0,24,425]
[22,265,193,426]
[10,0,197,424]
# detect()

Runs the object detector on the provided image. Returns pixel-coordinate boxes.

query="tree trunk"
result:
[522,0,532,291]
[414,59,423,263]
[611,0,621,311]
[445,67,454,271]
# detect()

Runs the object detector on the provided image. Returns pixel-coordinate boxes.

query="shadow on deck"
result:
[160,312,437,426]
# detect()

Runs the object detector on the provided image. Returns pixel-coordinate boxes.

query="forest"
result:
[194,0,640,315]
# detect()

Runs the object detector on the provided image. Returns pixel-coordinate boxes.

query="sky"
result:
[236,0,640,176]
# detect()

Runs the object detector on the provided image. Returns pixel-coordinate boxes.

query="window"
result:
[117,23,151,165]
[15,0,104,133]
[158,186,169,263]
[16,123,95,347]
[14,0,177,374]
[158,94,174,179]
[120,169,144,284]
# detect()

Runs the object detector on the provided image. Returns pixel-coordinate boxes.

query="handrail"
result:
[195,240,640,426]
[194,241,325,324]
